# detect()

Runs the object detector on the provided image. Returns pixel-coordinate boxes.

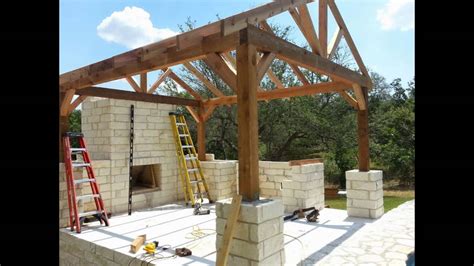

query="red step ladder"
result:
[63,132,109,233]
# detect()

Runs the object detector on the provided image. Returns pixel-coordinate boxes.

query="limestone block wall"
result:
[259,161,325,212]
[201,158,238,201]
[346,170,384,219]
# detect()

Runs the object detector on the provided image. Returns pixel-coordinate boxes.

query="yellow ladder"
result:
[169,112,213,207]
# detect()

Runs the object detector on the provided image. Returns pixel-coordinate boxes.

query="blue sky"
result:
[60,0,414,91]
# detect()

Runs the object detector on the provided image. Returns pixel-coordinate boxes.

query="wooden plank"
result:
[130,234,146,254]
[327,0,371,84]
[339,91,358,109]
[76,86,200,107]
[267,69,285,89]
[60,89,75,116]
[257,52,276,82]
[148,68,171,94]
[352,83,366,110]
[183,62,224,97]
[319,0,328,58]
[357,87,370,171]
[221,0,314,36]
[204,81,347,107]
[289,158,323,166]
[68,95,87,114]
[327,27,343,59]
[204,53,238,92]
[295,5,323,55]
[246,25,371,87]
[140,73,147,93]
[126,76,142,93]
[202,105,217,121]
[216,195,242,266]
[259,20,310,86]
[169,71,203,100]
[236,34,260,202]
[185,106,201,123]
[221,52,236,67]
[60,31,240,91]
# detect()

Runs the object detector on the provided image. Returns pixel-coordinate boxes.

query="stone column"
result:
[216,199,285,265]
[346,170,384,219]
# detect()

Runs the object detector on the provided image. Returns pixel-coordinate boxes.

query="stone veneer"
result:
[216,199,285,265]
[346,170,384,219]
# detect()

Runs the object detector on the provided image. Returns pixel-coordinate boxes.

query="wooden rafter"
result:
[183,62,224,97]
[289,5,323,55]
[60,89,75,116]
[246,25,371,87]
[76,86,200,107]
[267,69,285,89]
[327,27,343,59]
[204,81,348,107]
[204,53,238,92]
[259,20,310,86]
[169,71,203,100]
[327,0,371,85]
[185,106,201,122]
[148,68,171,94]
[68,95,87,114]
[319,0,328,58]
[126,76,141,93]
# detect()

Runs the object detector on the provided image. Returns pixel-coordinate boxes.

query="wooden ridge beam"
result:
[183,62,224,97]
[246,25,371,88]
[203,81,348,107]
[76,86,200,107]
[168,71,203,100]
[327,0,371,86]
[60,31,240,91]
[148,68,171,94]
[204,53,238,92]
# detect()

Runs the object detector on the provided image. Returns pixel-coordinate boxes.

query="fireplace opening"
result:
[131,164,161,194]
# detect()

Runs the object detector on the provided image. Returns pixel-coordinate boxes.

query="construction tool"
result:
[175,247,192,257]
[169,112,213,207]
[193,202,210,215]
[284,207,317,221]
[143,241,159,254]
[63,132,109,233]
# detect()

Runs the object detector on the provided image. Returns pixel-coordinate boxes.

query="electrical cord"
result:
[284,233,305,265]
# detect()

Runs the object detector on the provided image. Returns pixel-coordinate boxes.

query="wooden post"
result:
[236,29,260,202]
[197,108,206,161]
[59,92,69,162]
[357,87,370,171]
[319,0,328,58]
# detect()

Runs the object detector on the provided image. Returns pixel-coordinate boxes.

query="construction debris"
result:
[130,234,146,253]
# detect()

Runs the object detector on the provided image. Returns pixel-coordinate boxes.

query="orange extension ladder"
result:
[62,132,109,233]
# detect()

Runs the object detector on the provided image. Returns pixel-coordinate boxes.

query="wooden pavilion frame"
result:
[60,0,372,201]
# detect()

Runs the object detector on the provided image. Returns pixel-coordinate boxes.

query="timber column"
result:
[215,28,285,266]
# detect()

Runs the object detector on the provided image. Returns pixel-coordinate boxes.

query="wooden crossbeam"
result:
[148,68,171,94]
[221,52,236,67]
[60,89,75,116]
[126,76,142,93]
[60,31,239,91]
[185,106,201,122]
[328,0,371,86]
[183,62,224,97]
[169,71,203,100]
[246,25,371,88]
[140,73,147,93]
[202,105,217,121]
[267,69,285,89]
[76,86,200,107]
[203,81,348,107]
[328,27,343,59]
[68,95,87,114]
[259,20,310,86]
[319,0,328,58]
[257,52,276,82]
[204,53,238,92]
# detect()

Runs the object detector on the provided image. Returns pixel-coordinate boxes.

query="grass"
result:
[325,190,414,212]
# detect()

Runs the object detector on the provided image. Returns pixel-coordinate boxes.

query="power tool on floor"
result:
[193,202,210,215]
[143,241,159,254]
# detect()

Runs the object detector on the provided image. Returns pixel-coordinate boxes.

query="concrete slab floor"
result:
[60,200,413,265]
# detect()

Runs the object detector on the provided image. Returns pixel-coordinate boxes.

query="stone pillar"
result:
[346,170,384,219]
[216,199,285,265]
[201,160,238,201]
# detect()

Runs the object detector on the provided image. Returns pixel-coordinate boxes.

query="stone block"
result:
[216,217,249,241]
[249,218,282,242]
[370,206,384,219]
[369,189,384,200]
[347,189,369,200]
[347,207,370,218]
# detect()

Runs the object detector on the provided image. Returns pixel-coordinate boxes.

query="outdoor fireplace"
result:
[131,164,161,194]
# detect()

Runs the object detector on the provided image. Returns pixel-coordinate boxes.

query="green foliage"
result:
[68,109,81,147]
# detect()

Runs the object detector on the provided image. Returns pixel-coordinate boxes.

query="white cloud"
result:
[376,0,414,31]
[97,6,178,49]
